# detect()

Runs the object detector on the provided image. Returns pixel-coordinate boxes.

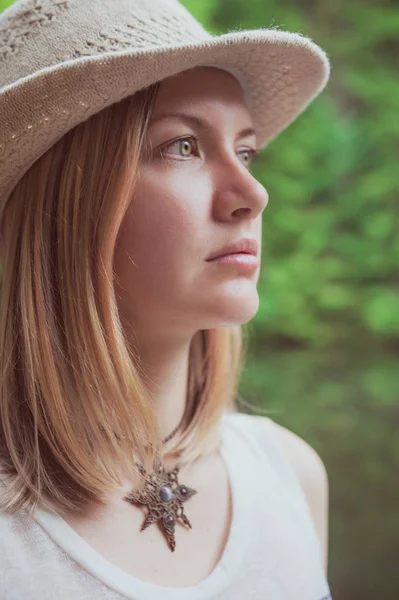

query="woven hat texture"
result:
[0,0,330,207]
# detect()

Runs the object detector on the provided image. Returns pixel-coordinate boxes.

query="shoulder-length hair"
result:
[0,82,251,519]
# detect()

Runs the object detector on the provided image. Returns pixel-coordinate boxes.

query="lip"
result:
[207,253,259,270]
[206,237,259,261]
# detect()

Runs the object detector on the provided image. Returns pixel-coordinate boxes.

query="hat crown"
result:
[0,0,210,88]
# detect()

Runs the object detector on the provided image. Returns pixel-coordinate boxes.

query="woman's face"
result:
[113,66,269,342]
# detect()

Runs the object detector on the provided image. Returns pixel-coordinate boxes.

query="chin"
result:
[209,295,260,327]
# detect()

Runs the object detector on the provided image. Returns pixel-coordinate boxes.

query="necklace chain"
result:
[161,411,185,445]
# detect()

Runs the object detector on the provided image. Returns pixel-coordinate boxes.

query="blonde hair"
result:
[0,82,253,519]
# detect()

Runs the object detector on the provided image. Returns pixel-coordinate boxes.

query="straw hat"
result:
[0,0,330,206]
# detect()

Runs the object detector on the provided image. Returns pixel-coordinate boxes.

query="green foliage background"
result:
[1,1,398,598]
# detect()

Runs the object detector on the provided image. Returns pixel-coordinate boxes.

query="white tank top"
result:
[0,412,332,600]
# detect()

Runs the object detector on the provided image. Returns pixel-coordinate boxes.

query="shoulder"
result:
[249,414,329,573]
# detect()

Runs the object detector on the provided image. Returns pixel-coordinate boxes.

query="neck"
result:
[140,339,191,444]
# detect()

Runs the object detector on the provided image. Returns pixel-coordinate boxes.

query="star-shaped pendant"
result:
[124,460,197,552]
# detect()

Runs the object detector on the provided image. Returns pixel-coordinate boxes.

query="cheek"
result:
[115,176,208,280]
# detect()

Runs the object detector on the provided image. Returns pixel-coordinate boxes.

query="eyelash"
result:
[158,135,259,168]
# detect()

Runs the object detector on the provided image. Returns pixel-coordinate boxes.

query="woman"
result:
[0,0,331,598]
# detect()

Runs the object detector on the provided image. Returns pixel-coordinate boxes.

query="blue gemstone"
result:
[160,485,173,502]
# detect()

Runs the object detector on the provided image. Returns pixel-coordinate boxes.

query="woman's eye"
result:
[159,136,258,168]
[161,136,198,159]
[238,149,258,168]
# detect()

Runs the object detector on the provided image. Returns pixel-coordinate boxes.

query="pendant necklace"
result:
[123,414,197,552]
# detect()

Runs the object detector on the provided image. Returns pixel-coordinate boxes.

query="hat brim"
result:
[0,28,330,203]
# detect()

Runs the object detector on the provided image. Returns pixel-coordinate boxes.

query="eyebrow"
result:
[148,112,257,142]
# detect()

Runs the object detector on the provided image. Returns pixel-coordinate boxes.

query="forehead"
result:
[151,66,252,123]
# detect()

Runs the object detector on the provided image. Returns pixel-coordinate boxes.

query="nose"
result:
[211,155,269,222]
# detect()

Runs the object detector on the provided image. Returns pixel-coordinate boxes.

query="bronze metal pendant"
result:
[124,460,197,552]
